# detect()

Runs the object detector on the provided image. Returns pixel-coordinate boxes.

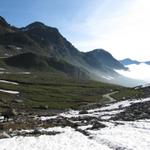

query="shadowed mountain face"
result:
[0,16,9,27]
[84,49,127,70]
[0,16,140,86]
[4,52,88,79]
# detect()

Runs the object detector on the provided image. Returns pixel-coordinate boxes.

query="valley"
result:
[0,16,150,150]
[0,77,149,149]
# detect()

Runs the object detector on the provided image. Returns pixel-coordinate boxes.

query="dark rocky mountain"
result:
[120,58,150,66]
[0,16,125,68]
[0,16,9,27]
[4,52,88,79]
[84,49,127,70]
[0,16,140,86]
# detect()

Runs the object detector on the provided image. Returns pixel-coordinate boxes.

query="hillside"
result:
[84,49,127,70]
[0,16,137,86]
[3,52,88,79]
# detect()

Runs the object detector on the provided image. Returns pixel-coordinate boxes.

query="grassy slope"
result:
[0,71,123,112]
[112,88,143,100]
[0,69,145,115]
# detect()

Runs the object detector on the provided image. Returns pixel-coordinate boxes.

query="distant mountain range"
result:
[0,16,142,86]
[120,58,150,66]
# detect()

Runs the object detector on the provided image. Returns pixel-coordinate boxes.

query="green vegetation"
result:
[0,70,144,114]
[0,71,123,112]
[111,88,143,100]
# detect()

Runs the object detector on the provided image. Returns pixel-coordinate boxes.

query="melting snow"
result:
[0,120,150,150]
[18,72,31,74]
[0,89,19,94]
[53,97,150,121]
[0,71,31,75]
[141,83,150,88]
[88,97,150,113]
[0,68,5,71]
[89,120,150,150]
[0,127,110,150]
[0,97,150,150]
[40,116,58,121]
[0,80,19,85]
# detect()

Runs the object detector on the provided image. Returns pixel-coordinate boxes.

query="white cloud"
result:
[66,0,150,61]
[116,63,150,83]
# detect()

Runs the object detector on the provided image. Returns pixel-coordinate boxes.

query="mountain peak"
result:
[122,58,134,61]
[89,49,113,58]
[22,21,59,33]
[27,22,46,28]
[92,49,108,53]
[120,58,140,65]
[85,49,127,70]
[21,22,47,31]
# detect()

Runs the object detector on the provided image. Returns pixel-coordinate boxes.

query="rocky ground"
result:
[0,90,150,150]
[0,93,150,139]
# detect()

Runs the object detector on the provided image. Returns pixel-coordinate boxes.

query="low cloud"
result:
[116,63,150,83]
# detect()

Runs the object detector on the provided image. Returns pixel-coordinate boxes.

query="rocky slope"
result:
[0,86,150,149]
[0,16,140,86]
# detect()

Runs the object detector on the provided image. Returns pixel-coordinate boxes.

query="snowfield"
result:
[0,120,150,150]
[0,97,150,150]
[90,120,150,150]
[57,97,150,120]
[0,127,110,150]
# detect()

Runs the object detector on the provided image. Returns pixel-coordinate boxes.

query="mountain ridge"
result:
[120,58,150,66]
[0,16,140,87]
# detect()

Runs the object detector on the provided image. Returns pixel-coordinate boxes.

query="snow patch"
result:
[0,68,5,71]
[88,97,150,113]
[16,47,22,50]
[141,83,150,88]
[0,89,19,94]
[40,116,58,121]
[18,72,31,74]
[0,80,19,85]
[0,72,31,75]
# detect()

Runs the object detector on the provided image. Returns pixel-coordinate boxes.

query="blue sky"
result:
[0,0,149,61]
[0,0,95,28]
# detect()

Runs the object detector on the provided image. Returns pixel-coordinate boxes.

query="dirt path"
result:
[102,91,118,102]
